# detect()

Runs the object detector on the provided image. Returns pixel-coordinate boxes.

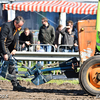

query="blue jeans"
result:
[37,61,44,66]
[62,46,78,52]
[74,46,79,52]
[41,44,51,64]
[62,48,74,52]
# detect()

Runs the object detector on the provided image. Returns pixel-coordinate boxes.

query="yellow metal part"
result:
[86,64,100,90]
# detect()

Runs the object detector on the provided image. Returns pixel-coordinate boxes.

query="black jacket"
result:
[60,27,78,49]
[53,30,60,46]
[0,21,21,55]
[38,24,55,44]
[19,32,33,47]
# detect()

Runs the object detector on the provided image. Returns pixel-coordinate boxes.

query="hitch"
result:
[24,62,53,85]
[24,57,79,85]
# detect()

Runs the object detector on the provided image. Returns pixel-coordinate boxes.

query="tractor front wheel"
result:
[79,55,100,95]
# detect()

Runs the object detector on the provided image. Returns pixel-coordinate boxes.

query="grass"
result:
[0,77,79,85]
[0,77,8,81]
[47,79,79,85]
[18,67,27,71]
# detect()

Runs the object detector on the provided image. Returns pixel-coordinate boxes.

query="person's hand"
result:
[66,26,71,28]
[74,43,78,46]
[55,44,57,48]
[22,43,25,48]
[25,41,31,45]
[4,54,8,61]
[11,49,16,55]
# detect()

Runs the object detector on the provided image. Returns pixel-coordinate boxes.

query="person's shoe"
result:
[13,83,26,91]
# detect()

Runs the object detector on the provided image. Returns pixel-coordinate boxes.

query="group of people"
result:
[0,16,79,91]
[38,17,78,53]
[18,17,79,55]
[54,20,78,52]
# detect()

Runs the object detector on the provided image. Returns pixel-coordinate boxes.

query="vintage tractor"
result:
[78,19,100,96]
[0,19,99,96]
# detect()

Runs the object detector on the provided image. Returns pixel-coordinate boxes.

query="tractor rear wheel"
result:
[79,55,100,95]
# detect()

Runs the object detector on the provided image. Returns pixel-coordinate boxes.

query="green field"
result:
[0,77,79,85]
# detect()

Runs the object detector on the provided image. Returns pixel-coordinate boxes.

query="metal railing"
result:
[17,44,80,61]
[19,44,56,52]
[57,44,74,52]
[15,51,80,61]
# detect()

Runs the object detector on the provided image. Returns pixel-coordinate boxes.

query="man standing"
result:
[38,17,55,64]
[60,20,78,52]
[19,28,33,67]
[0,16,26,91]
[67,20,78,40]
[67,20,78,52]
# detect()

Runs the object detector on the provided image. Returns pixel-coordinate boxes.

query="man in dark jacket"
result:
[38,17,55,64]
[60,22,78,52]
[0,16,26,91]
[38,17,55,45]
[19,28,33,67]
[19,28,33,51]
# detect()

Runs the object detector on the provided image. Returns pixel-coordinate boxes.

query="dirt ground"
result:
[0,80,99,100]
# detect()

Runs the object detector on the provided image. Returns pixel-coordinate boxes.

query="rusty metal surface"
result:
[77,20,97,63]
